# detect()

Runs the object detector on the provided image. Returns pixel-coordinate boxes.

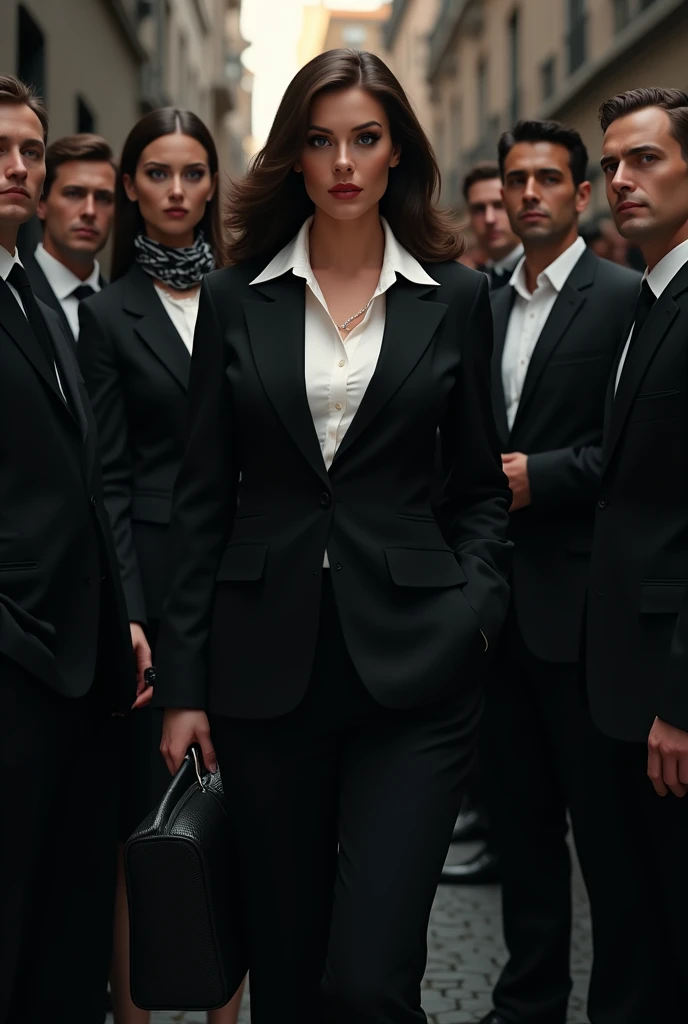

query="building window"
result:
[342,25,366,48]
[508,10,520,126]
[477,59,488,139]
[17,5,46,104]
[76,96,96,133]
[541,56,556,100]
[613,0,632,31]
[567,0,587,74]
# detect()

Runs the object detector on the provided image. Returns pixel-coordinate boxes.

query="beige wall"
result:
[386,0,441,138]
[323,8,391,56]
[418,0,688,214]
[1,0,141,154]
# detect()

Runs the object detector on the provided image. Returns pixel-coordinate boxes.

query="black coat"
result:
[490,247,641,663]
[0,278,135,711]
[22,245,107,342]
[153,259,513,719]
[587,258,688,741]
[78,265,191,624]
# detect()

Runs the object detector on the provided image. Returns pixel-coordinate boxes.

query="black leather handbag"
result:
[125,746,247,1010]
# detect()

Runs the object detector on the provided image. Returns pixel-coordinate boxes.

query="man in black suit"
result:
[23,133,115,342]
[463,121,640,1024]
[583,87,688,1023]
[0,76,141,1024]
[464,162,523,291]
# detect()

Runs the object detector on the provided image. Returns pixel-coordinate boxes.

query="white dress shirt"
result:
[155,286,200,354]
[33,241,102,340]
[251,216,440,565]
[502,236,586,430]
[485,242,524,286]
[615,237,688,393]
[0,244,65,398]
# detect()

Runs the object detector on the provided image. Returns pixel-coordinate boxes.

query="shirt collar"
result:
[250,216,440,292]
[0,244,23,282]
[487,243,524,274]
[644,237,688,299]
[34,241,101,300]
[510,235,586,301]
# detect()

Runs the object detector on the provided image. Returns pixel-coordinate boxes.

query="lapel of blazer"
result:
[332,276,448,468]
[602,262,688,477]
[510,246,597,437]
[23,250,74,340]
[243,272,330,485]
[490,284,514,448]
[40,299,89,452]
[0,278,73,412]
[123,265,191,391]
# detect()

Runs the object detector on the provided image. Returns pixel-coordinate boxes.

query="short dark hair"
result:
[0,74,48,141]
[598,88,688,161]
[462,161,500,202]
[498,119,588,187]
[43,134,116,198]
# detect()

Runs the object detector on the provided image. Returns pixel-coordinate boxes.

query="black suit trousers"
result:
[0,661,117,1024]
[583,733,688,1023]
[210,576,482,1024]
[481,615,606,1024]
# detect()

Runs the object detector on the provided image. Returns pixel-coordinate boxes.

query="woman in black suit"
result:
[155,50,512,1024]
[78,109,242,1024]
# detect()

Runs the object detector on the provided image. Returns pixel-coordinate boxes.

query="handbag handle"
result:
[151,745,207,831]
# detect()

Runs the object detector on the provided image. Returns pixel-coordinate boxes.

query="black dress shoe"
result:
[440,848,500,885]
[451,807,488,843]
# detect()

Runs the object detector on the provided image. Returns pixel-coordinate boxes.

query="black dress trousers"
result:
[210,576,483,1024]
[0,662,118,1024]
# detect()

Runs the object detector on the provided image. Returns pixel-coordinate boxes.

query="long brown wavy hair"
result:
[226,49,463,265]
[111,108,225,281]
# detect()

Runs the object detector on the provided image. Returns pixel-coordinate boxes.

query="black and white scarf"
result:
[134,231,215,290]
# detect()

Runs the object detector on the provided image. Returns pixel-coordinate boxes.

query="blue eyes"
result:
[145,169,205,181]
[307,133,380,149]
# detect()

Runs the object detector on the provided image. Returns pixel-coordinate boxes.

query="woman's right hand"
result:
[161,708,218,776]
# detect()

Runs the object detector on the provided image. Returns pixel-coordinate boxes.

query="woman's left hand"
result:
[130,622,154,709]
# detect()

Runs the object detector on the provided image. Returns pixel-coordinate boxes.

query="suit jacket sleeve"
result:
[660,594,688,732]
[439,274,512,643]
[78,300,147,624]
[153,279,238,709]
[527,444,602,508]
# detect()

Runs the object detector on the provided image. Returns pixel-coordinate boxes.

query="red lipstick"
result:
[329,183,363,201]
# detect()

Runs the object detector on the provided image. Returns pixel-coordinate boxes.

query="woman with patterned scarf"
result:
[78,108,243,1024]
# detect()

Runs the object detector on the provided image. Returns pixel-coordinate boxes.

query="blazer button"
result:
[90,495,98,508]
[597,498,608,509]
[334,562,342,571]
[320,492,331,508]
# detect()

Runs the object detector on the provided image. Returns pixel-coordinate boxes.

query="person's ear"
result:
[389,144,401,169]
[207,171,218,202]
[122,173,138,203]
[576,180,592,216]
[37,197,47,223]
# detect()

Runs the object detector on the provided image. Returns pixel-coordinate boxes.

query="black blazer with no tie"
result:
[0,278,135,710]
[490,247,641,664]
[78,264,192,625]
[153,259,513,719]
[587,258,688,741]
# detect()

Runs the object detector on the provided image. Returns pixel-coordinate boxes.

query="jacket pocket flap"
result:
[216,543,268,582]
[131,494,173,525]
[385,547,466,587]
[641,580,688,615]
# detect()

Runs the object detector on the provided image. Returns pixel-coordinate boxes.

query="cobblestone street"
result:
[109,839,592,1024]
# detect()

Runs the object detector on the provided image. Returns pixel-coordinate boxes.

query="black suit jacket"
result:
[153,260,513,719]
[0,278,135,711]
[23,246,107,341]
[78,265,191,624]
[491,247,641,663]
[587,259,688,741]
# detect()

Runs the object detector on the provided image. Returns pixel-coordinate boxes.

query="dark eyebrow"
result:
[307,120,383,134]
[600,144,663,168]
[142,160,208,169]
[0,135,44,149]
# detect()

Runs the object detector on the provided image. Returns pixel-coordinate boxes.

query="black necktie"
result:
[7,263,56,371]
[71,284,96,302]
[490,266,509,291]
[626,280,656,358]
